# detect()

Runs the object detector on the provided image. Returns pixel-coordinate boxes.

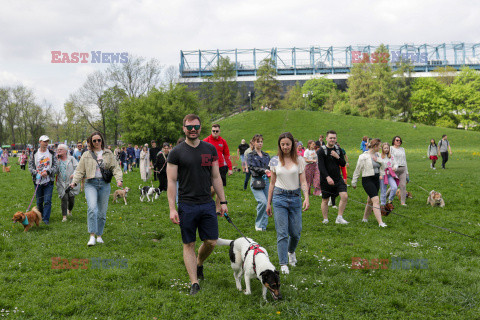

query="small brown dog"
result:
[12,207,42,232]
[396,189,413,201]
[112,187,130,205]
[427,190,445,207]
[380,203,394,216]
[4,166,11,172]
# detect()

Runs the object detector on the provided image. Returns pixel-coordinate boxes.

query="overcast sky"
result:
[1,0,479,110]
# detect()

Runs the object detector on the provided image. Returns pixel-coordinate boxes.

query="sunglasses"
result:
[395,139,401,142]
[92,139,102,143]
[212,130,219,133]
[185,125,200,131]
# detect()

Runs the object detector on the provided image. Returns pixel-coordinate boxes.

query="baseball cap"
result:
[39,135,50,142]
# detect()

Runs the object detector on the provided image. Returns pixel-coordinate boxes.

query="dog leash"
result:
[25,183,40,212]
[222,213,252,244]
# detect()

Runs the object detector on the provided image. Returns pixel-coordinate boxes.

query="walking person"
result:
[237,139,249,173]
[140,144,151,182]
[247,134,271,231]
[167,114,228,295]
[55,144,80,222]
[28,135,58,224]
[203,124,233,212]
[70,131,123,246]
[303,140,321,196]
[351,139,388,227]
[134,145,140,168]
[19,150,28,170]
[438,134,452,169]
[243,139,254,191]
[1,148,8,172]
[390,136,409,206]
[149,141,160,180]
[267,132,309,275]
[155,142,170,192]
[317,130,349,224]
[427,139,438,169]
[379,142,398,211]
[126,143,135,172]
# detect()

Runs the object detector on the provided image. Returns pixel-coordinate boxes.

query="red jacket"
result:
[203,135,232,170]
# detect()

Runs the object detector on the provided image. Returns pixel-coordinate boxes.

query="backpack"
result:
[321,145,341,157]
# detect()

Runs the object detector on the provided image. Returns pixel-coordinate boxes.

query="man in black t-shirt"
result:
[167,114,228,296]
[237,139,249,172]
[317,130,349,225]
[149,141,160,180]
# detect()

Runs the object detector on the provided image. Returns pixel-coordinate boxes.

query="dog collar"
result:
[21,216,29,226]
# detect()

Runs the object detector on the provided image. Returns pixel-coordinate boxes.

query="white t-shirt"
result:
[35,150,52,185]
[94,150,104,178]
[303,149,317,163]
[270,156,306,190]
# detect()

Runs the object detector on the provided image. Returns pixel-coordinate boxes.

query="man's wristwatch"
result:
[220,201,228,205]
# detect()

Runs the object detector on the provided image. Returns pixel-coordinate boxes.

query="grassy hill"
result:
[1,110,479,319]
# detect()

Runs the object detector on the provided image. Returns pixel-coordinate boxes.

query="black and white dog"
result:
[139,185,161,202]
[217,237,281,301]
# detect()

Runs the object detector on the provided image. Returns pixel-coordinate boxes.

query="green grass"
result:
[1,110,480,319]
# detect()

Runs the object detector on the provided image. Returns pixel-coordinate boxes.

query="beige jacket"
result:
[351,152,386,187]
[72,149,122,185]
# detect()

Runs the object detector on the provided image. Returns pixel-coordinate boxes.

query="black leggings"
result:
[441,152,448,168]
[362,174,380,198]
[61,193,75,217]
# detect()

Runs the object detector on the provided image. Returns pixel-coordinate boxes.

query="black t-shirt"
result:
[238,143,249,155]
[317,146,346,183]
[168,141,218,204]
[150,147,160,163]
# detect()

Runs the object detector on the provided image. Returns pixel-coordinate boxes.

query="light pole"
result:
[248,91,252,110]
[303,91,313,110]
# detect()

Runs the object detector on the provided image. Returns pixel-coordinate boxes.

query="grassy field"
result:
[1,110,480,319]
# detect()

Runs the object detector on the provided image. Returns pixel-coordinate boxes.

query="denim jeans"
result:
[380,175,398,205]
[84,178,111,236]
[250,177,269,230]
[243,171,251,190]
[35,181,54,223]
[272,187,302,265]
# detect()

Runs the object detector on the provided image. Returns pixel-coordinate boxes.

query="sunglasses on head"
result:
[185,125,200,131]
[212,130,219,133]
[92,139,102,143]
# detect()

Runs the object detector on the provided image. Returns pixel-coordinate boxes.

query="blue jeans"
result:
[35,181,54,223]
[272,187,302,265]
[250,177,269,230]
[243,171,251,190]
[84,178,111,236]
[380,175,398,205]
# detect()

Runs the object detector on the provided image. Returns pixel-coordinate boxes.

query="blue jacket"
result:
[247,151,270,178]
[126,147,135,159]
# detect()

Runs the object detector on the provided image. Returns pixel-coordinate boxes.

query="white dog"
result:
[217,237,281,301]
[139,185,161,202]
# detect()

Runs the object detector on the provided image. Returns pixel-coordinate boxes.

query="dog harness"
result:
[21,215,29,226]
[243,244,265,274]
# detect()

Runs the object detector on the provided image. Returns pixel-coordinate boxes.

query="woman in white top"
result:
[267,132,309,275]
[379,142,398,209]
[303,140,321,196]
[390,136,408,206]
[427,139,438,169]
[140,144,151,182]
[352,139,387,227]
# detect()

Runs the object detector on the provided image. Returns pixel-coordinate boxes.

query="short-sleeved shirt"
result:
[238,143,249,155]
[168,141,218,204]
[438,139,449,153]
[35,150,52,185]
[270,156,306,190]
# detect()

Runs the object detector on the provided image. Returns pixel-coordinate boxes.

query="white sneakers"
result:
[332,205,338,209]
[335,216,349,224]
[322,219,329,224]
[379,222,388,227]
[62,216,67,222]
[288,252,297,267]
[255,227,263,231]
[96,236,104,244]
[87,236,96,246]
[362,219,368,222]
[328,198,332,206]
[67,210,72,216]
[280,265,289,274]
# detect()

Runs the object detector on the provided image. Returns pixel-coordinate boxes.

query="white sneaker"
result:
[67,210,72,216]
[288,252,297,267]
[362,219,368,223]
[96,236,104,244]
[87,236,96,246]
[328,198,332,206]
[379,222,388,227]
[322,219,329,224]
[332,205,338,209]
[430,163,433,168]
[280,265,289,274]
[62,216,67,222]
[433,167,436,170]
[335,216,349,224]
[255,227,263,231]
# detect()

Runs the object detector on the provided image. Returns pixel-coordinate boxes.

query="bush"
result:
[333,101,359,116]
[436,116,457,129]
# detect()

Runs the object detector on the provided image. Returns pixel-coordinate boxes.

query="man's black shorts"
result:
[321,179,347,199]
[178,201,218,244]
[219,166,228,186]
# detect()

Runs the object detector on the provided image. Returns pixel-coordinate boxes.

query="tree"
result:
[103,86,127,145]
[410,78,450,125]
[448,67,480,129]
[108,55,163,98]
[302,78,337,110]
[211,57,237,115]
[434,66,457,86]
[280,82,303,109]
[254,58,281,109]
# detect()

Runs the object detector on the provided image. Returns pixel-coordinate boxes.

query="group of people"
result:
[427,134,453,170]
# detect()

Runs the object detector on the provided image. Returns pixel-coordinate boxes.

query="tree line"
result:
[1,45,479,147]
